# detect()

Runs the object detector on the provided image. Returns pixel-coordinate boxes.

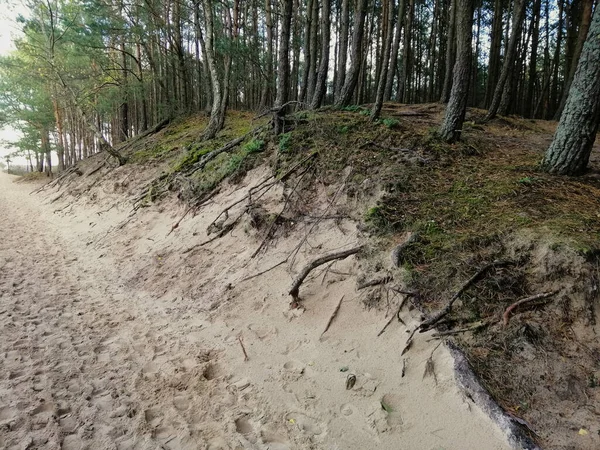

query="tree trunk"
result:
[201,0,226,140]
[384,0,405,101]
[274,0,294,134]
[554,0,594,119]
[550,0,565,116]
[525,0,542,117]
[311,0,331,109]
[541,6,600,175]
[299,0,314,104]
[484,0,504,107]
[439,0,457,103]
[307,0,319,102]
[485,0,527,120]
[335,0,350,101]
[335,0,368,107]
[438,0,474,142]
[397,0,415,102]
[371,0,395,119]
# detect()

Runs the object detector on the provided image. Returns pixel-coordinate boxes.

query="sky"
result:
[0,1,28,166]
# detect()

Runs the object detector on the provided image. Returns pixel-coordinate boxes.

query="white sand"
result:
[0,169,514,449]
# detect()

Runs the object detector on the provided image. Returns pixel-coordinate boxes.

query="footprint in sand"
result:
[380,393,404,428]
[283,360,305,374]
[173,396,190,412]
[261,430,291,450]
[144,407,164,427]
[234,416,254,435]
[0,405,17,423]
[206,436,230,450]
[284,412,326,437]
[247,323,278,340]
[203,362,224,380]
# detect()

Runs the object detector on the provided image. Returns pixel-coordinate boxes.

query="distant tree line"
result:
[0,0,598,175]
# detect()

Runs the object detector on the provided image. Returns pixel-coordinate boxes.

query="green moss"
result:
[278,133,292,153]
[243,138,265,155]
[381,118,400,129]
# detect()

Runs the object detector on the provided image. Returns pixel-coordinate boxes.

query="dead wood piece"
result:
[357,275,393,290]
[502,291,557,327]
[289,245,364,302]
[419,260,513,332]
[320,295,345,338]
[238,336,249,362]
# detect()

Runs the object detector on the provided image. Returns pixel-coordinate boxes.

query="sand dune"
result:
[0,169,516,449]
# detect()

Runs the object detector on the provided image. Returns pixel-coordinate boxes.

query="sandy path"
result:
[0,170,516,450]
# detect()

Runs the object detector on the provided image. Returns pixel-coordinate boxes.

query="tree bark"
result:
[311,0,331,108]
[335,0,368,107]
[438,0,474,142]
[554,0,594,119]
[439,0,457,103]
[525,0,542,117]
[542,6,600,175]
[484,0,504,107]
[485,0,527,121]
[371,0,395,119]
[201,0,226,140]
[335,0,350,101]
[274,0,293,134]
[384,0,405,101]
[397,0,415,102]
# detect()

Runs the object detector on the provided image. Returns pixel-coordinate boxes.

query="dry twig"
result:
[502,291,557,326]
[289,245,363,302]
[238,336,249,362]
[320,295,345,338]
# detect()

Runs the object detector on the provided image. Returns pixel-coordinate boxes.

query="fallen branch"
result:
[289,245,364,302]
[320,295,345,338]
[502,291,557,327]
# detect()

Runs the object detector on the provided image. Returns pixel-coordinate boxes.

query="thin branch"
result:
[502,291,557,326]
[289,245,364,302]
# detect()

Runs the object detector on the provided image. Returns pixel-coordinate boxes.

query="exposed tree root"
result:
[357,275,393,290]
[320,295,345,339]
[402,260,513,355]
[377,292,412,337]
[419,260,513,332]
[502,291,557,326]
[289,245,363,302]
[430,321,488,338]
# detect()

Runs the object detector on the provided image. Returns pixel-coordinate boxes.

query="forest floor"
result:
[1,104,600,450]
